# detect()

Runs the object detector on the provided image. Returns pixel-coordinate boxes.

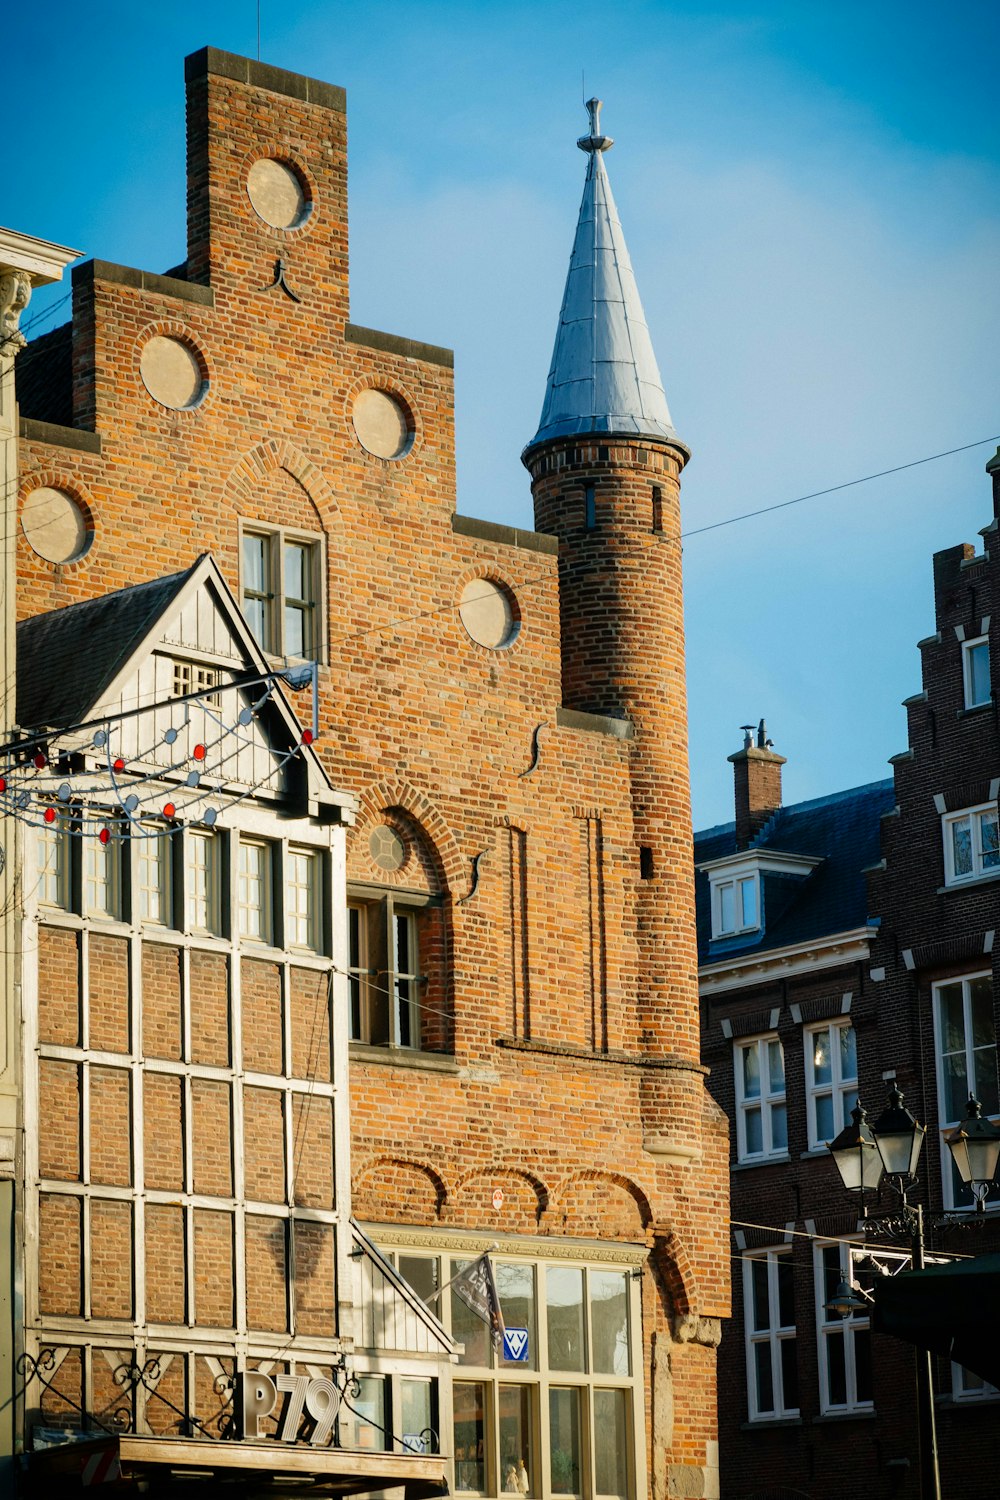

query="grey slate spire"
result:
[524,99,680,456]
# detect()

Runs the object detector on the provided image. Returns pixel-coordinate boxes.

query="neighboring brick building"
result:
[695,449,1000,1500]
[9,49,729,1499]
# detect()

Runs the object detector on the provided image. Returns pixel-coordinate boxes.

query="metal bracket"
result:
[262,257,302,302]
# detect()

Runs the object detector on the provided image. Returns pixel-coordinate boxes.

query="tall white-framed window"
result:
[238,838,273,945]
[933,972,999,1210]
[287,847,321,951]
[942,803,1000,885]
[37,814,71,910]
[804,1021,858,1148]
[186,829,222,935]
[743,1249,798,1420]
[384,1244,643,1499]
[241,525,323,661]
[82,830,122,920]
[714,873,759,938]
[962,636,991,709]
[734,1035,787,1162]
[814,1242,873,1414]
[137,824,173,927]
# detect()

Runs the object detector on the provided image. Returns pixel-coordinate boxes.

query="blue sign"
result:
[503,1327,529,1362]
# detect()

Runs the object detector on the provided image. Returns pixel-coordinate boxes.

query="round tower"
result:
[523,101,701,1156]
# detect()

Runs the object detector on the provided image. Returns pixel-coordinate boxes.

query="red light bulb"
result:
[302,729,314,746]
[193,743,206,761]
[44,807,56,824]
[113,758,125,773]
[163,802,176,819]
[33,752,47,769]
[99,827,110,845]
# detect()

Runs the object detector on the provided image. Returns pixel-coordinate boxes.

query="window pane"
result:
[401,1379,433,1452]
[353,1375,387,1450]
[940,985,965,1052]
[546,1267,585,1372]
[285,542,307,600]
[840,1025,857,1081]
[719,883,735,932]
[238,841,270,942]
[971,977,997,1048]
[826,1328,847,1406]
[499,1385,534,1495]
[944,1049,969,1122]
[454,1382,487,1493]
[815,1094,834,1143]
[548,1388,581,1496]
[780,1338,798,1412]
[854,1328,873,1403]
[186,832,219,934]
[980,810,1000,869]
[744,1106,763,1156]
[776,1257,794,1328]
[750,1259,769,1332]
[740,877,757,928]
[767,1039,784,1092]
[285,602,307,658]
[246,595,266,643]
[287,850,318,950]
[453,1263,491,1367]
[593,1389,629,1498]
[400,1254,440,1305]
[243,533,266,593]
[39,819,70,909]
[952,818,973,876]
[591,1269,630,1375]
[770,1103,787,1152]
[498,1262,536,1370]
[753,1340,774,1413]
[741,1045,761,1099]
[968,641,991,706]
[811,1028,832,1085]
[974,1046,999,1114]
[138,826,171,925]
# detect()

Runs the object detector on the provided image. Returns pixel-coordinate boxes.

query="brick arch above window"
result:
[226,439,337,523]
[448,1166,550,1230]
[546,1169,653,1239]
[353,1155,448,1222]
[354,781,464,894]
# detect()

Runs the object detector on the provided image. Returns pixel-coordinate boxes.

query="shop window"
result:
[734,1035,787,1162]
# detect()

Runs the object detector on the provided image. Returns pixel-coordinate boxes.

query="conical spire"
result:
[524,99,680,457]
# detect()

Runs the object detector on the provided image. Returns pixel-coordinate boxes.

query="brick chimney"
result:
[728,720,786,850]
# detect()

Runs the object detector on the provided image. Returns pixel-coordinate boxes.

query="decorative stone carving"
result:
[0,270,31,356]
[670,1312,722,1348]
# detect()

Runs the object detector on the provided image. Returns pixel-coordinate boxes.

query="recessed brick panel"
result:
[90,1199,133,1318]
[89,934,130,1054]
[38,1060,81,1180]
[243,1086,285,1203]
[146,1204,187,1325]
[90,1066,132,1186]
[245,1214,288,1332]
[289,967,331,1081]
[38,1194,82,1315]
[190,951,230,1065]
[193,1209,234,1327]
[37,926,81,1047]
[143,1072,185,1191]
[242,960,283,1074]
[142,943,183,1060]
[191,1078,232,1197]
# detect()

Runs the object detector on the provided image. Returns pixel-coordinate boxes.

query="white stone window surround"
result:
[366,1225,648,1500]
[697,849,822,943]
[734,1034,787,1163]
[803,1020,859,1150]
[941,801,1000,887]
[238,520,327,665]
[961,632,991,709]
[813,1242,873,1416]
[742,1248,798,1422]
[932,971,1000,1212]
[950,1363,999,1402]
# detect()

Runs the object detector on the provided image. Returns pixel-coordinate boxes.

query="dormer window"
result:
[716,874,759,937]
[962,636,991,708]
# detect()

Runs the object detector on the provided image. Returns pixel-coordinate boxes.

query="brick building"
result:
[695,450,1000,1500]
[7,47,729,1498]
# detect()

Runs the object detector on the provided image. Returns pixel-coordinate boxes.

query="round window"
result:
[139,336,206,410]
[352,389,413,460]
[247,158,311,230]
[21,487,89,564]
[459,579,519,650]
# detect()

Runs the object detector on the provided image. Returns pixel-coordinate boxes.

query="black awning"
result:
[872,1251,1000,1387]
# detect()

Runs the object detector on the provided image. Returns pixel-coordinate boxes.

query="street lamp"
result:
[870,1082,926,1187]
[827,1103,884,1203]
[944,1094,1000,1213]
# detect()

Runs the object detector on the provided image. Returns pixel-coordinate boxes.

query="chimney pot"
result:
[727,722,787,850]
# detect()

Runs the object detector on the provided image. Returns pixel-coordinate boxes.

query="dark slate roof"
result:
[16,565,196,732]
[693,779,896,964]
[16,322,73,427]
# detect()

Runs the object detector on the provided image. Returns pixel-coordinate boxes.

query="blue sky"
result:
[9,0,1000,826]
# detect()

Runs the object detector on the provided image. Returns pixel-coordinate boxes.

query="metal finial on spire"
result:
[577,96,614,154]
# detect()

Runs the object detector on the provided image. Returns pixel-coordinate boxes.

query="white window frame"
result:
[962,635,991,709]
[932,972,1000,1211]
[186,828,222,936]
[804,1020,859,1150]
[742,1249,798,1421]
[734,1035,787,1163]
[942,802,1000,886]
[951,1363,999,1402]
[814,1241,873,1415]
[37,813,72,911]
[238,838,274,946]
[713,873,759,939]
[82,828,123,920]
[239,522,325,663]
[137,823,173,927]
[287,847,322,952]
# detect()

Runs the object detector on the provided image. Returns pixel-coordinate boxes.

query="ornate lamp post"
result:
[944,1095,1000,1213]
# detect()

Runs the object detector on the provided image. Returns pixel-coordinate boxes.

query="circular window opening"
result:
[140,336,206,411]
[22,486,90,565]
[352,389,413,461]
[369,825,406,872]
[459,579,520,650]
[247,157,311,230]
